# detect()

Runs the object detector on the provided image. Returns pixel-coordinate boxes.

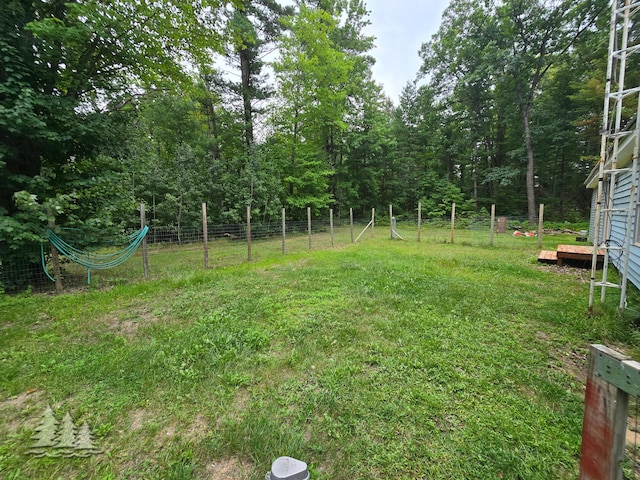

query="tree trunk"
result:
[471,138,479,211]
[515,79,537,225]
[240,49,254,147]
[290,110,299,196]
[209,103,221,162]
[521,107,537,224]
[177,192,183,244]
[559,151,566,221]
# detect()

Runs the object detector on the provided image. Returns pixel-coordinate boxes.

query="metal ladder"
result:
[588,0,640,312]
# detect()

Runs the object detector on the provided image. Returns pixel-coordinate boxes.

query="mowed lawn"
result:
[0,230,632,479]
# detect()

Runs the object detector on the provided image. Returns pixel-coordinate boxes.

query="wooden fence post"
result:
[282,207,286,255]
[47,214,63,291]
[350,208,354,243]
[247,205,252,261]
[579,344,634,480]
[202,202,209,269]
[308,207,312,250]
[140,202,149,279]
[330,208,334,247]
[371,208,375,239]
[418,202,422,243]
[538,203,544,249]
[450,203,456,244]
[490,204,496,246]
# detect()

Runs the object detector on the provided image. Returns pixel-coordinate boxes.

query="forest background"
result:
[2,0,636,285]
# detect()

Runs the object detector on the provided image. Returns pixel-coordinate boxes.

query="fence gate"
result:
[580,344,640,479]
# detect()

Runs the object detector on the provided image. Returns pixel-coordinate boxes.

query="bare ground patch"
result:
[0,389,45,435]
[229,388,251,417]
[185,413,210,442]
[205,457,253,480]
[534,331,588,384]
[536,264,592,284]
[103,305,160,338]
[556,347,588,383]
[130,408,146,432]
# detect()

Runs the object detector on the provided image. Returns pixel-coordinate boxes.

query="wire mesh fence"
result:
[625,397,640,479]
[1,206,570,294]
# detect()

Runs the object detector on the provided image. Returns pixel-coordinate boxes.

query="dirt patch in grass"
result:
[557,347,588,383]
[130,409,146,431]
[0,389,42,410]
[103,305,159,338]
[535,330,552,343]
[534,331,588,383]
[536,264,591,283]
[158,421,177,442]
[205,457,252,480]
[0,389,45,435]
[230,388,251,417]
[185,413,209,442]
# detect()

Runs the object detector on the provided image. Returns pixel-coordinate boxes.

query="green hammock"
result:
[41,226,149,284]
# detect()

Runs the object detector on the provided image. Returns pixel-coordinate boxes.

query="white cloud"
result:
[365,0,449,104]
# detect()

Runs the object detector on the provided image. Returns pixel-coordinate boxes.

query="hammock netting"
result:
[41,226,149,283]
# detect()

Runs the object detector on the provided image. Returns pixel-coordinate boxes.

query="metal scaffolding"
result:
[588,0,640,312]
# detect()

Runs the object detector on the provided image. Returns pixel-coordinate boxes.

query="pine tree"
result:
[74,421,102,457]
[54,412,77,458]
[28,405,58,457]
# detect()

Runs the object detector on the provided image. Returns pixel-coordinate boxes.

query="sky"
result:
[364,0,451,104]
[218,0,451,109]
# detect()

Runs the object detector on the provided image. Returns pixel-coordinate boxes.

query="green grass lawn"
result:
[0,229,634,479]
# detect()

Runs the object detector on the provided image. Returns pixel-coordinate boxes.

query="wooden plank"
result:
[497,216,507,234]
[538,204,544,249]
[579,345,630,480]
[538,250,558,263]
[556,245,604,267]
[557,245,604,256]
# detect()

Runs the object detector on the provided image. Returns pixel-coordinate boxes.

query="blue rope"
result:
[41,226,149,282]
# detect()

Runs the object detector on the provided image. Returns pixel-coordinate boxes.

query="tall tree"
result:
[224,0,293,148]
[0,0,225,287]
[338,81,395,216]
[271,3,353,214]
[419,0,608,222]
[419,0,505,213]
[497,0,594,223]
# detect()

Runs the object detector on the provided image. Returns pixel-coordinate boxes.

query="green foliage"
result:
[271,3,354,215]
[417,0,609,221]
[0,0,228,290]
[2,0,610,297]
[421,174,475,219]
